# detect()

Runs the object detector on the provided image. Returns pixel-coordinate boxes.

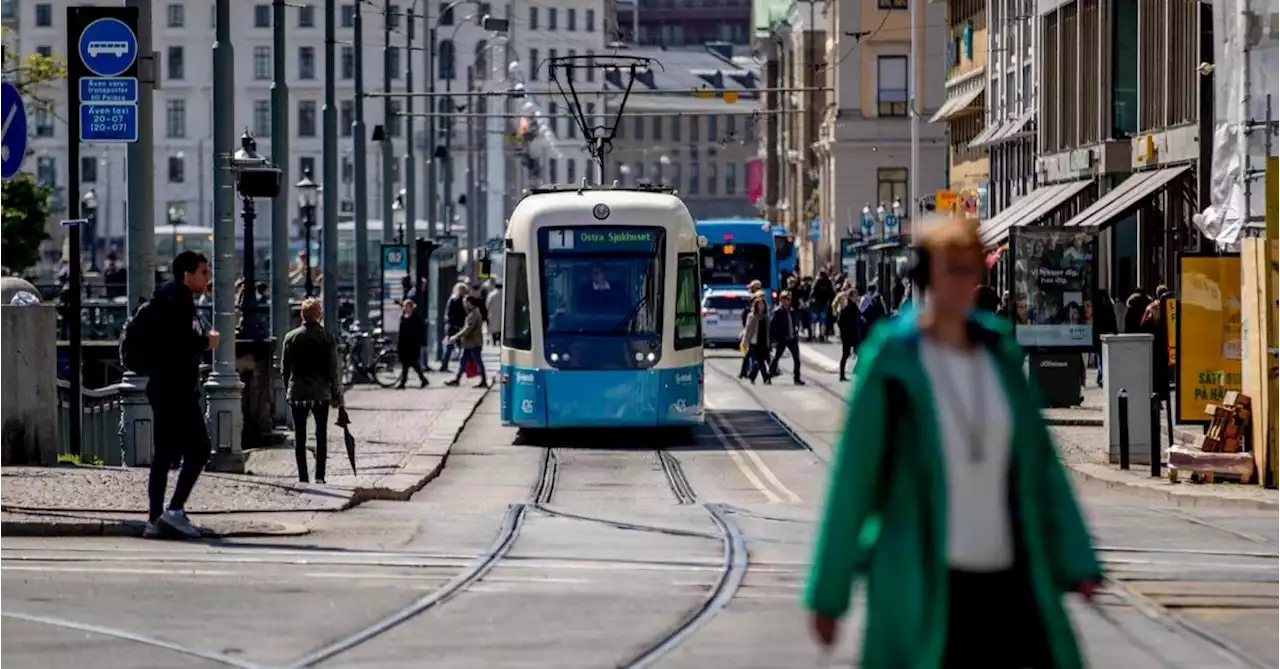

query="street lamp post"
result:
[393,189,406,243]
[81,189,99,272]
[296,168,320,298]
[232,130,282,342]
[167,203,186,261]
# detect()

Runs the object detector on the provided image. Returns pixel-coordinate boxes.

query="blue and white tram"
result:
[499,187,706,428]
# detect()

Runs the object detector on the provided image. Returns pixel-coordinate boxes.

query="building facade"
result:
[810,0,948,284]
[7,0,606,250]
[774,1,827,272]
[615,0,753,47]
[929,0,988,218]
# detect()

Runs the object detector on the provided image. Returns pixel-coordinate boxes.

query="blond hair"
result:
[917,212,983,262]
[300,297,322,323]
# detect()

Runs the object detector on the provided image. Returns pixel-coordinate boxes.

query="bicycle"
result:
[338,324,401,389]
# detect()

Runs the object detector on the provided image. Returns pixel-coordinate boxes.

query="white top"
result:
[920,339,1015,572]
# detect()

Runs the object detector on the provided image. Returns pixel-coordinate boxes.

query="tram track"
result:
[658,449,698,504]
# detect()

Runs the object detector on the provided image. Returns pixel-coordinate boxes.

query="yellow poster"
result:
[1164,297,1177,366]
[1177,256,1243,423]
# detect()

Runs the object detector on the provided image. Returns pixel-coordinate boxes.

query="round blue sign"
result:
[78,17,138,77]
[1,81,29,180]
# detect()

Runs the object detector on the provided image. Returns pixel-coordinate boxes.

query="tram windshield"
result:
[701,242,772,288]
[539,227,665,337]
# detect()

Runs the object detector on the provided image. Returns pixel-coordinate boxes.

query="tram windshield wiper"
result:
[610,295,649,334]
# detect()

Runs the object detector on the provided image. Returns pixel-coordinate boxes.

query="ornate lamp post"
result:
[166,203,186,260]
[392,188,406,244]
[296,168,320,297]
[232,130,282,341]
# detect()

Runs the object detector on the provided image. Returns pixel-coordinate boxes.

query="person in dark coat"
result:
[281,297,341,483]
[396,299,429,388]
[440,282,469,372]
[741,292,773,385]
[768,291,805,385]
[1089,291,1118,387]
[1139,286,1173,408]
[835,280,862,381]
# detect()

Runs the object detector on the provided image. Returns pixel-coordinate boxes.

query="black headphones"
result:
[906,245,931,290]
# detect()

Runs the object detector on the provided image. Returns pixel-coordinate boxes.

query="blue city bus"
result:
[695,218,778,302]
[772,225,797,283]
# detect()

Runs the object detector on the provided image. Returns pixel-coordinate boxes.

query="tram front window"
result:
[702,242,772,289]
[539,226,665,369]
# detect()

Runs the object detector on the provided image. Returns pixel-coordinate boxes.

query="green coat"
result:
[281,322,340,404]
[804,308,1101,668]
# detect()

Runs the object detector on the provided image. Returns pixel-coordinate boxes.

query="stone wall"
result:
[2,304,59,465]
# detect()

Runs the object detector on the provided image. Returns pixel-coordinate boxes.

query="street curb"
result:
[0,517,312,538]
[346,387,491,505]
[1067,464,1279,511]
[1044,416,1104,426]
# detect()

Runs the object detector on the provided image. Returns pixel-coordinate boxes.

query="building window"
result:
[253,46,271,80]
[299,156,316,178]
[475,41,488,79]
[878,0,907,8]
[567,158,576,184]
[388,46,401,79]
[166,3,184,27]
[253,100,271,137]
[585,9,595,31]
[634,114,644,140]
[547,103,558,136]
[33,108,53,137]
[585,50,595,82]
[35,45,52,58]
[725,163,737,194]
[35,156,57,187]
[168,155,186,183]
[254,4,271,27]
[566,49,576,81]
[876,168,908,205]
[652,116,663,141]
[708,115,718,141]
[297,100,317,137]
[438,40,455,80]
[439,2,454,26]
[391,157,401,182]
[689,115,700,142]
[81,157,98,183]
[35,3,52,26]
[165,99,186,138]
[688,161,701,195]
[876,55,908,117]
[567,8,577,30]
[166,46,184,80]
[340,199,354,213]
[707,163,718,195]
[298,4,315,27]
[528,48,538,80]
[340,100,354,137]
[299,46,316,79]
[547,158,558,183]
[341,46,355,79]
[341,155,354,183]
[671,116,681,141]
[341,4,356,27]
[527,6,538,29]
[726,114,737,137]
[387,3,401,29]
[547,8,557,30]
[389,100,402,136]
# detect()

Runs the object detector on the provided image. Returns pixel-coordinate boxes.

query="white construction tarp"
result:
[1199,0,1279,245]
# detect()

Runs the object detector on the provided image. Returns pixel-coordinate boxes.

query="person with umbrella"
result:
[281,297,341,484]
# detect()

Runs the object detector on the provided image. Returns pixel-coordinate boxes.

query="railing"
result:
[56,379,123,465]
[54,365,212,466]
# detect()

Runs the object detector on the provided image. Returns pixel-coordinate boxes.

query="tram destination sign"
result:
[542,227,661,253]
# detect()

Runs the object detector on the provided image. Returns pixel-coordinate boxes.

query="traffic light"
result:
[479,255,492,279]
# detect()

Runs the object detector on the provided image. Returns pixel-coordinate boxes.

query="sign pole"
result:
[65,5,142,457]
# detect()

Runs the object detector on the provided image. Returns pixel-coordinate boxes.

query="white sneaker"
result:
[157,509,202,539]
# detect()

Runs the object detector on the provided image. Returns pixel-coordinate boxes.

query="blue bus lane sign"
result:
[76,16,139,143]
[1,81,28,179]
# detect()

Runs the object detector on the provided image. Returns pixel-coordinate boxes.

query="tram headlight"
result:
[646,352,656,362]
[634,352,645,362]
[550,352,559,362]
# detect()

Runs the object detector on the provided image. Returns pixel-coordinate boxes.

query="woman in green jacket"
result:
[804,217,1101,668]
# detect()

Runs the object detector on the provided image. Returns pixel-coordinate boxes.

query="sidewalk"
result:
[1,362,493,537]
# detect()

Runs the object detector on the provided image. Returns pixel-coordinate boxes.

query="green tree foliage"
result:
[1,29,67,108]
[2,173,53,275]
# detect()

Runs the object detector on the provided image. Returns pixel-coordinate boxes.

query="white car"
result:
[701,290,753,346]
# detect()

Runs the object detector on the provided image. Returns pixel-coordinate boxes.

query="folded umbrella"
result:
[335,404,357,475]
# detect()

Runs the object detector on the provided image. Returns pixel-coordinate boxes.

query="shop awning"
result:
[978,180,1094,248]
[928,85,985,124]
[968,121,1004,148]
[1012,179,1095,229]
[1063,165,1192,229]
[989,110,1035,144]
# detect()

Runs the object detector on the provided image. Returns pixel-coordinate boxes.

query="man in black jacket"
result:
[768,291,805,385]
[144,251,217,539]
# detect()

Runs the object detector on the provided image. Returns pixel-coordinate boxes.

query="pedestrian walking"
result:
[485,281,503,346]
[809,271,835,342]
[834,280,862,381]
[281,297,341,484]
[741,291,773,385]
[768,290,804,385]
[396,299,429,388]
[120,251,218,539]
[444,296,488,388]
[439,282,469,372]
[739,279,764,378]
[805,216,1101,668]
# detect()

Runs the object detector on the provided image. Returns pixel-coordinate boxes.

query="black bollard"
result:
[1149,392,1162,477]
[1117,389,1130,470]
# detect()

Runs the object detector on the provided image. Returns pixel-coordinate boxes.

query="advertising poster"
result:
[1010,227,1096,349]
[1176,255,1243,423]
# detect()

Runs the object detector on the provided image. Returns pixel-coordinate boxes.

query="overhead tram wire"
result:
[363,86,832,98]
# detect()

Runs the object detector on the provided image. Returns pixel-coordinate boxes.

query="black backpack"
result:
[119,299,161,373]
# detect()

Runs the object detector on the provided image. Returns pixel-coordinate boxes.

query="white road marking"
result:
[706,414,782,503]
